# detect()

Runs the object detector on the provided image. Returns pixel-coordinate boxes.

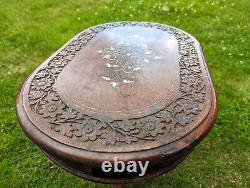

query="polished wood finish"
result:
[16,22,217,184]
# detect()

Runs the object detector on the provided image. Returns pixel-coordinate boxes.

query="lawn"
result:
[0,0,249,187]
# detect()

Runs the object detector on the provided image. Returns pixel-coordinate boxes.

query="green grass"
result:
[0,0,249,187]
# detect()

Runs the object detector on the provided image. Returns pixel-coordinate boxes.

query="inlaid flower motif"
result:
[31,78,53,91]
[81,119,102,141]
[98,36,162,87]
[40,101,65,118]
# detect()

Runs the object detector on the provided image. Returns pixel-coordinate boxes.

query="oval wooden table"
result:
[16,22,217,187]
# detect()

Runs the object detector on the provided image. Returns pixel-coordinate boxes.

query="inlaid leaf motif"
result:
[98,36,162,87]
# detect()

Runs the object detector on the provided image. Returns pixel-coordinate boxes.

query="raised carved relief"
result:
[28,22,206,145]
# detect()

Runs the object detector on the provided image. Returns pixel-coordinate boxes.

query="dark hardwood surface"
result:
[16,22,217,184]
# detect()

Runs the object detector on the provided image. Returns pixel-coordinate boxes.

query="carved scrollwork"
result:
[28,22,206,145]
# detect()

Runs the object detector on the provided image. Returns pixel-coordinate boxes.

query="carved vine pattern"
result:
[28,22,206,145]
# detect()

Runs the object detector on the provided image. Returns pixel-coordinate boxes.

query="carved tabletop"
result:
[16,22,217,184]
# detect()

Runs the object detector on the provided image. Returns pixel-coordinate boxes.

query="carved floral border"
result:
[28,22,206,145]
